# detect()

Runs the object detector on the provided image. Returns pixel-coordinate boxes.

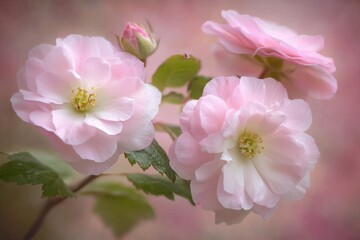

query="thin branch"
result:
[22,175,99,240]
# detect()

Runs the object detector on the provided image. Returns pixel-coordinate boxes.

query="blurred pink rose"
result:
[11,34,161,175]
[169,76,319,224]
[118,22,158,60]
[202,10,337,99]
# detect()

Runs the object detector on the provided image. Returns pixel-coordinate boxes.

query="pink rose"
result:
[11,34,161,175]
[202,10,337,99]
[169,76,319,224]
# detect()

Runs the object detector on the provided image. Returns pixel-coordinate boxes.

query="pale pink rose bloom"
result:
[11,34,161,175]
[169,76,319,224]
[202,10,337,99]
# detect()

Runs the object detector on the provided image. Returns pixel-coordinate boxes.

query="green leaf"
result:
[161,91,185,104]
[0,152,74,198]
[188,75,211,99]
[154,122,181,140]
[83,182,154,238]
[30,150,75,184]
[152,54,201,92]
[127,173,195,205]
[125,140,176,182]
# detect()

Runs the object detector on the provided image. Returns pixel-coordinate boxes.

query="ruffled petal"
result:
[282,172,310,200]
[84,114,123,135]
[263,77,289,105]
[289,65,337,99]
[94,97,134,121]
[180,100,197,133]
[218,160,253,210]
[80,57,111,87]
[73,132,117,162]
[169,132,212,179]
[274,99,312,131]
[116,119,154,152]
[43,47,74,77]
[52,108,96,145]
[191,160,224,210]
[190,95,228,140]
[203,76,241,101]
[36,72,71,104]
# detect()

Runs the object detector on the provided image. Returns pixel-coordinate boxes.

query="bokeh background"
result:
[1,0,360,239]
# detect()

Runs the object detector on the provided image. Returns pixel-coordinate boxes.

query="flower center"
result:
[238,132,264,158]
[71,87,96,112]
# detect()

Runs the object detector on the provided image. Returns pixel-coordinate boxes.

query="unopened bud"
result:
[118,22,158,60]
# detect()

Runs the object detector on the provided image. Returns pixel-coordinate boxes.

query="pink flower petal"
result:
[10,93,49,122]
[191,161,223,210]
[80,57,111,87]
[110,57,145,82]
[251,204,276,220]
[282,172,310,200]
[190,95,228,140]
[116,119,154,152]
[28,44,54,59]
[219,161,253,210]
[243,160,279,207]
[253,149,305,195]
[43,47,74,77]
[24,58,44,92]
[238,76,266,104]
[263,77,289,105]
[73,133,117,162]
[29,110,55,132]
[289,65,337,99]
[52,108,96,145]
[202,21,255,54]
[57,34,115,70]
[94,97,134,121]
[36,72,71,104]
[169,132,212,179]
[68,153,120,175]
[180,100,197,133]
[203,76,241,100]
[84,115,123,135]
[127,84,162,120]
[274,99,312,131]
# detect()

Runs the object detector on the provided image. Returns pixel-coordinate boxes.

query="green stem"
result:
[22,175,99,240]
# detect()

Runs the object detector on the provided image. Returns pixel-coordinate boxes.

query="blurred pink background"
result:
[1,0,360,239]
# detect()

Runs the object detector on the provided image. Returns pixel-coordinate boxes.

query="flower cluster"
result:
[10,9,336,225]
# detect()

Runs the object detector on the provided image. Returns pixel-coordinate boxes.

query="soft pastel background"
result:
[1,0,360,239]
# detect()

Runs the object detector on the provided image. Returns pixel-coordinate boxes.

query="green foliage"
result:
[30,150,75,184]
[0,152,73,198]
[162,91,185,104]
[127,173,195,205]
[154,123,181,140]
[152,54,201,92]
[188,75,211,99]
[83,182,154,238]
[125,140,176,182]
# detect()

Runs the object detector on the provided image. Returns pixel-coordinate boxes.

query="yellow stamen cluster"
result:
[238,132,264,159]
[71,87,96,112]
